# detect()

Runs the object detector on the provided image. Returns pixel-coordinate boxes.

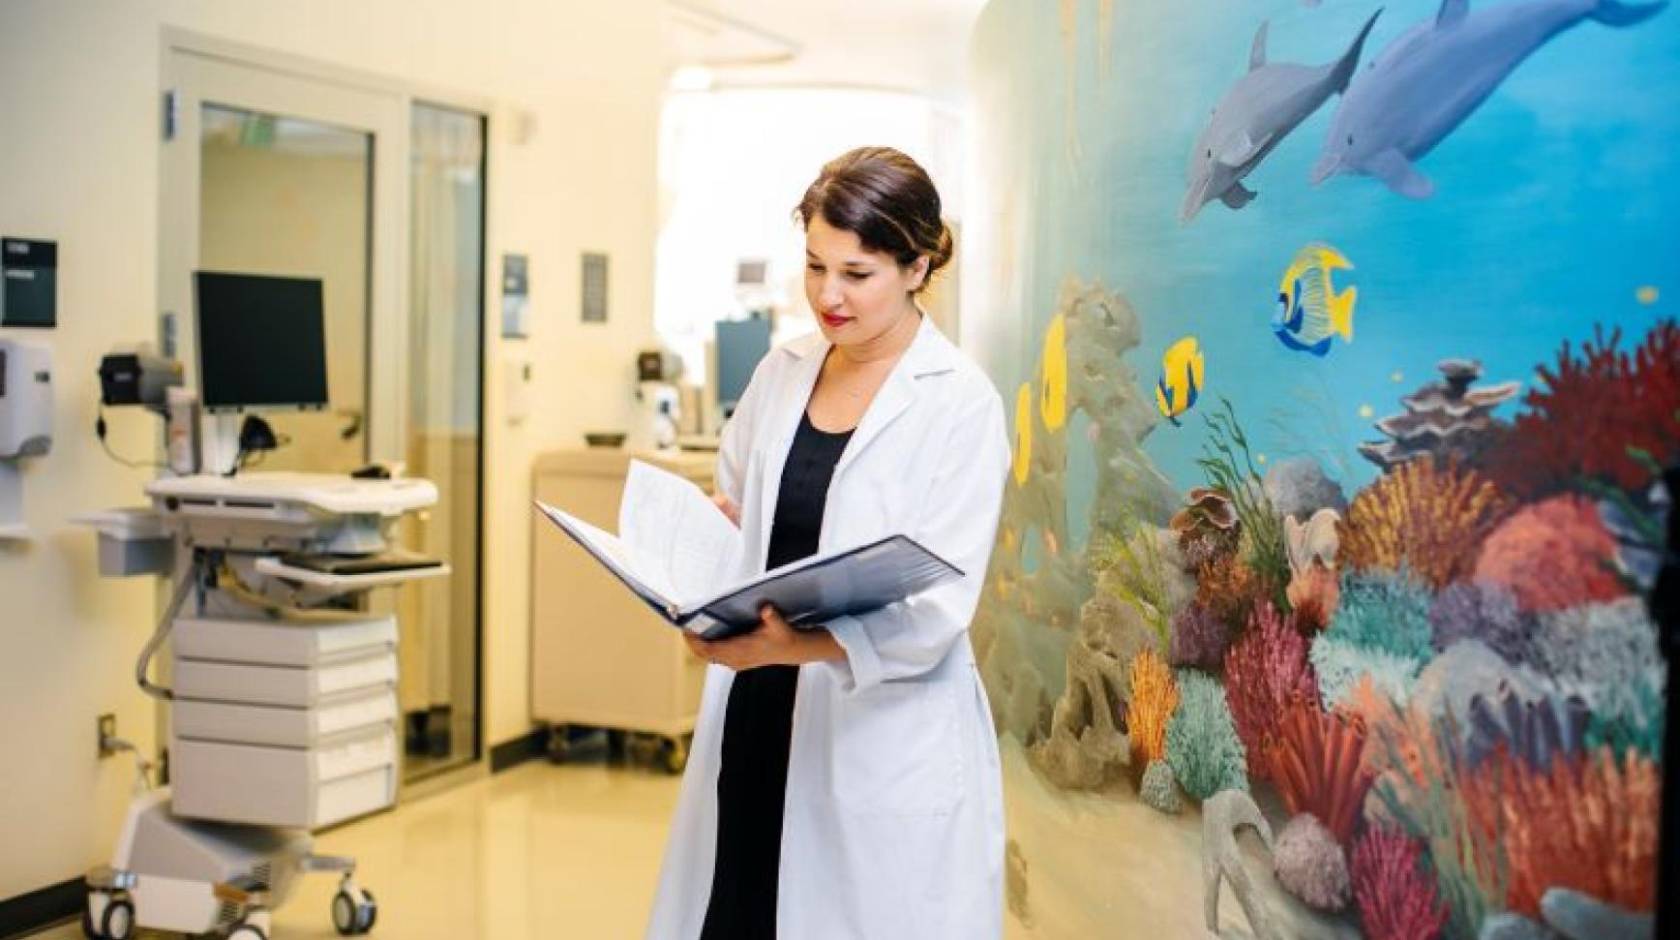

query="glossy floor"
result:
[31,757,680,939]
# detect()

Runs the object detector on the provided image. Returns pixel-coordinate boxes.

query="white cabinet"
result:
[530,449,714,747]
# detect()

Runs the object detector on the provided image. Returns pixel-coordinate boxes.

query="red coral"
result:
[1485,320,1680,499]
[1260,695,1375,845]
[1473,495,1628,613]
[1223,602,1317,778]
[1351,827,1448,940]
[1461,747,1660,917]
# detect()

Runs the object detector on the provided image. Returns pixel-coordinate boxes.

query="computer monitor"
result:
[715,317,771,418]
[194,271,329,412]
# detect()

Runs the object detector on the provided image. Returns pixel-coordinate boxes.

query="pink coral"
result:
[1485,320,1680,499]
[1351,827,1448,940]
[1223,602,1317,778]
[1473,495,1628,613]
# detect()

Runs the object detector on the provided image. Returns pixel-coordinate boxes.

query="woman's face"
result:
[804,215,928,347]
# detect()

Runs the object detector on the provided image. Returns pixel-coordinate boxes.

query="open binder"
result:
[534,460,961,640]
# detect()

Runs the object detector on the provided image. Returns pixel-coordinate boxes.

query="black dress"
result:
[700,410,854,940]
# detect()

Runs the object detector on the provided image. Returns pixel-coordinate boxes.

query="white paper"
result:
[619,460,742,607]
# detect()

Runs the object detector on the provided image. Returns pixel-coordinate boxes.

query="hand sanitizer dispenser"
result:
[0,339,52,538]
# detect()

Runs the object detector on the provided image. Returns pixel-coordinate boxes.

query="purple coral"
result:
[1464,682,1591,771]
[1169,602,1230,672]
[1430,581,1535,666]
[1274,813,1351,912]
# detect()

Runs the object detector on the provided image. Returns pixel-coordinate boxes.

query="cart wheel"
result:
[229,925,269,940]
[80,904,99,940]
[100,898,134,940]
[359,889,378,933]
[660,735,690,774]
[332,890,358,935]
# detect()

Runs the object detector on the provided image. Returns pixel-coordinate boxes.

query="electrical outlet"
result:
[97,713,117,758]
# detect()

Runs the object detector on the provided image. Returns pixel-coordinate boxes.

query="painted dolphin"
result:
[1181,10,1382,223]
[1312,0,1668,197]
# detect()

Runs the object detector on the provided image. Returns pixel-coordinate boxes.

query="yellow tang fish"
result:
[1273,244,1356,356]
[1155,336,1204,427]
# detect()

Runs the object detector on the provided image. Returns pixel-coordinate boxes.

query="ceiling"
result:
[662,0,990,100]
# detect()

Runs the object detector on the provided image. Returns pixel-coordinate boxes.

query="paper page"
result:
[535,502,678,604]
[619,460,743,607]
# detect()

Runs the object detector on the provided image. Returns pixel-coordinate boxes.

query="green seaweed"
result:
[1089,513,1173,652]
[1196,397,1290,610]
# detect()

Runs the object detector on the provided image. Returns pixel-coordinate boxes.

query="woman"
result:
[645,147,1009,940]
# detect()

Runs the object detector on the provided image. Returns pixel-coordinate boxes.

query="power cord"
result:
[94,407,165,470]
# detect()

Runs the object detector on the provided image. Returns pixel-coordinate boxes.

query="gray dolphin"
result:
[1313,0,1668,198]
[1181,10,1381,224]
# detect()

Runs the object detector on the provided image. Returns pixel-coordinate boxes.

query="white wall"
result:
[0,0,665,900]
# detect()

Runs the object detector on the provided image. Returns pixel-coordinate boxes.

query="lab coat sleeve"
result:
[823,382,1009,693]
[713,355,774,507]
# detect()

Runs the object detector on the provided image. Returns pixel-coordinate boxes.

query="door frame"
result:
[157,28,493,780]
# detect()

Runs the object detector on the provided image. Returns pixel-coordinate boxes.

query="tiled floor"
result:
[31,758,681,939]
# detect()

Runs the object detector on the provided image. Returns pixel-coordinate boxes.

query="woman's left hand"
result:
[683,605,839,671]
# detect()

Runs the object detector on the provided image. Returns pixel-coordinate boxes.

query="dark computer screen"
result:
[194,272,330,411]
[716,317,771,414]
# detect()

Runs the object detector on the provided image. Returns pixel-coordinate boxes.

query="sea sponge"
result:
[1341,457,1510,589]
[1168,602,1230,672]
[1326,569,1435,662]
[1273,813,1352,912]
[1166,668,1248,800]
[1474,495,1629,613]
[1350,827,1448,940]
[1264,457,1348,522]
[1140,758,1183,814]
[1429,581,1535,666]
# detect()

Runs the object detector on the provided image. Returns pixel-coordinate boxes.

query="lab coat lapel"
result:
[754,336,828,572]
[831,315,952,480]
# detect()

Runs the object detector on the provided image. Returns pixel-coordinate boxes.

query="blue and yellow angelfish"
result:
[1273,244,1356,357]
[1155,336,1204,427]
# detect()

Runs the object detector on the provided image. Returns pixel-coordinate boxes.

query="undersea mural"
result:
[965,0,1676,938]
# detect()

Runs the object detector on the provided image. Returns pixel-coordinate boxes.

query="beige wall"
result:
[0,0,665,899]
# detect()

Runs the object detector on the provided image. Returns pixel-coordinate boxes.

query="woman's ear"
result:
[909,255,931,291]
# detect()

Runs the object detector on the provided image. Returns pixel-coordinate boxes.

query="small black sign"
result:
[1,238,57,328]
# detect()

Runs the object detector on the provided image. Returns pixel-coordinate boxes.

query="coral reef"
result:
[1201,789,1281,940]
[1224,602,1317,778]
[1477,913,1554,940]
[1351,827,1448,940]
[1170,486,1240,549]
[1287,562,1341,631]
[1530,599,1660,713]
[1328,569,1436,661]
[1474,496,1628,613]
[1341,456,1511,589]
[1461,747,1659,919]
[1273,813,1352,912]
[1259,696,1375,844]
[1484,319,1680,499]
[1408,639,1546,754]
[1285,507,1341,575]
[1361,358,1521,471]
[1194,551,1267,634]
[1463,683,1590,771]
[1311,635,1422,712]
[1165,668,1248,800]
[1140,758,1183,814]
[1033,597,1137,789]
[1539,887,1655,940]
[1430,582,1535,666]
[1091,523,1196,651]
[1264,456,1348,522]
[1584,666,1665,760]
[1128,650,1177,765]
[1168,602,1229,672]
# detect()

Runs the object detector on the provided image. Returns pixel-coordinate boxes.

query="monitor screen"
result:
[194,271,329,411]
[715,317,771,413]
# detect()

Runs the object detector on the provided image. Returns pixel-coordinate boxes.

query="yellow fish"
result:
[1273,244,1356,357]
[1155,336,1204,427]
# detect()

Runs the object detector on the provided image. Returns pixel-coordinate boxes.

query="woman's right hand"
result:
[711,491,741,528]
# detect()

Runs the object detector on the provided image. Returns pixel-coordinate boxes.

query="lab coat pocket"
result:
[832,681,963,816]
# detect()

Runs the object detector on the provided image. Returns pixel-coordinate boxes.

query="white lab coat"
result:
[645,314,1010,940]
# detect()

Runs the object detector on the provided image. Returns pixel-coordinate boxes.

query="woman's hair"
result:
[794,146,953,293]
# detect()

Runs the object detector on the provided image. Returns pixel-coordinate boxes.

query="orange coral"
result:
[1128,650,1178,764]
[1287,562,1340,631]
[1461,747,1659,917]
[1259,694,1376,845]
[1195,553,1268,630]
[1473,494,1629,613]
[1340,457,1511,589]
